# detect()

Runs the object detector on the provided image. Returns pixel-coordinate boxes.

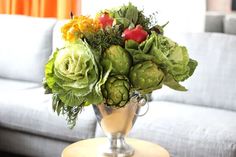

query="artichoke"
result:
[102,75,130,107]
[129,61,164,94]
[102,45,132,75]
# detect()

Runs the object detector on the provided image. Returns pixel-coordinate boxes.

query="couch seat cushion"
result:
[0,78,97,142]
[0,78,41,91]
[95,101,236,157]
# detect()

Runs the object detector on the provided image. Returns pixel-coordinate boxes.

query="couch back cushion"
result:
[152,33,236,111]
[0,15,56,83]
[52,20,68,51]
[224,14,236,35]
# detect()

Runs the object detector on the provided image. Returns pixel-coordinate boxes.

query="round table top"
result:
[62,137,170,157]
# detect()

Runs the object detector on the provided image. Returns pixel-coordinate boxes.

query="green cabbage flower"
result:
[102,75,130,107]
[129,61,164,94]
[45,40,106,107]
[102,45,132,75]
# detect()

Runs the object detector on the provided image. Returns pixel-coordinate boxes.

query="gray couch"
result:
[0,14,236,157]
[205,11,236,34]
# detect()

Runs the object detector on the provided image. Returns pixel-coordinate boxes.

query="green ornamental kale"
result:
[45,40,109,107]
[102,45,132,75]
[102,75,130,107]
[44,40,113,127]
[129,61,164,94]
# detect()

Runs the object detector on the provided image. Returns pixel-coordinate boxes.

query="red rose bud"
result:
[98,12,114,29]
[122,25,148,43]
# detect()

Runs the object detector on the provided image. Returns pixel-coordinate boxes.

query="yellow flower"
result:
[61,16,101,42]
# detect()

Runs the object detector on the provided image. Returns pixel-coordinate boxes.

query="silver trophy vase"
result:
[93,95,146,157]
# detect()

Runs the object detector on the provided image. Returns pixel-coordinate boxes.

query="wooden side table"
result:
[62,137,170,157]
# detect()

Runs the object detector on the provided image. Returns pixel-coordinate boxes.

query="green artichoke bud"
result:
[102,75,130,107]
[129,61,164,93]
[102,45,132,75]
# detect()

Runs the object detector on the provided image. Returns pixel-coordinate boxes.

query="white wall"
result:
[82,0,206,35]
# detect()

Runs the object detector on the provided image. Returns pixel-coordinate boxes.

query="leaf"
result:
[84,26,124,53]
[86,63,112,104]
[52,94,66,116]
[149,46,171,66]
[65,105,83,129]
[163,74,187,91]
[58,90,85,107]
[139,35,155,53]
[51,93,83,129]
[188,58,198,77]
[125,3,139,25]
[43,78,52,94]
[150,22,169,35]
[44,50,59,89]
[52,94,59,112]
[110,2,150,29]
[125,40,140,54]
[57,100,65,115]
[132,53,156,64]
[115,18,131,28]
[136,10,151,30]
[137,82,163,95]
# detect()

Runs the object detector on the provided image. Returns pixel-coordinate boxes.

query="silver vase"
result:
[93,94,147,157]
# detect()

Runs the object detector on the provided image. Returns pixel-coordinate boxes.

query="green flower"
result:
[45,40,104,107]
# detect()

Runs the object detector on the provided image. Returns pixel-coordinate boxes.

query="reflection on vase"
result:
[93,94,146,157]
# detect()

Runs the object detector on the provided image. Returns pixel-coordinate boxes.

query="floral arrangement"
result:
[43,3,197,128]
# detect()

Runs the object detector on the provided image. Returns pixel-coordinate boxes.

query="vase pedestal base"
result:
[100,135,134,157]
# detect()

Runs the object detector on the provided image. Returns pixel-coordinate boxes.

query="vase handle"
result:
[136,98,149,117]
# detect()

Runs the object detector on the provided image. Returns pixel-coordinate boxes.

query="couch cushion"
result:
[0,15,57,83]
[0,77,41,90]
[205,12,224,33]
[224,14,236,35]
[96,101,236,157]
[52,20,68,51]
[152,32,236,111]
[0,78,97,142]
